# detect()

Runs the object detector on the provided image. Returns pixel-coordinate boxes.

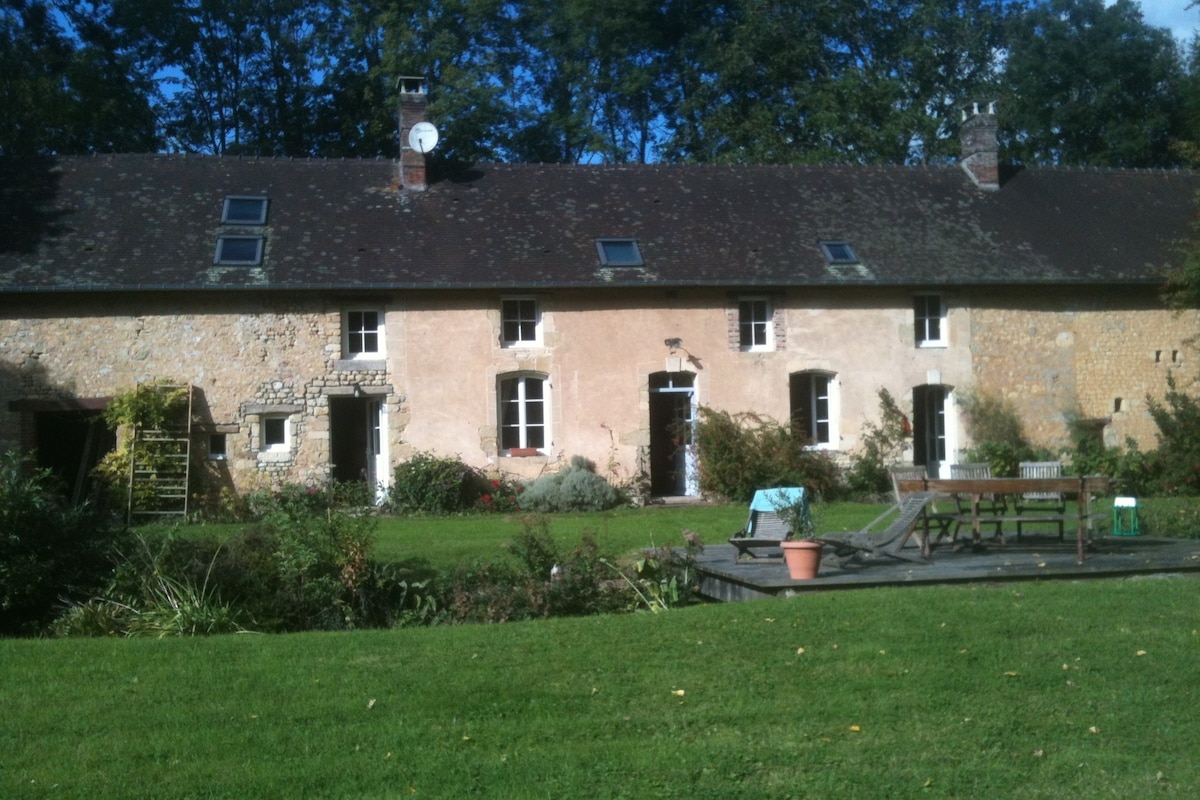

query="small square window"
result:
[344,310,383,357]
[222,196,268,224]
[739,297,773,351]
[261,415,289,451]
[208,434,227,460]
[501,298,540,346]
[596,238,643,266]
[215,235,264,265]
[820,241,857,263]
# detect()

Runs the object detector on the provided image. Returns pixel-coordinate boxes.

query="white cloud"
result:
[1133,0,1197,41]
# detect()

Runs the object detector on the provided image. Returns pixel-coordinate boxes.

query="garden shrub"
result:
[388,451,490,515]
[956,389,1040,476]
[435,516,686,624]
[518,456,622,512]
[693,407,843,503]
[1146,372,1200,494]
[0,451,126,636]
[1136,496,1200,538]
[845,389,910,497]
[475,474,523,513]
[438,538,612,623]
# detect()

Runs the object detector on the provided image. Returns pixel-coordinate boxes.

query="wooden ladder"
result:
[126,384,193,524]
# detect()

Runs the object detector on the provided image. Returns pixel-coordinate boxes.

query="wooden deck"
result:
[693,535,1200,602]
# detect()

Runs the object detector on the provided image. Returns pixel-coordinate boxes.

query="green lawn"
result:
[170,501,892,574]
[4,575,1198,798]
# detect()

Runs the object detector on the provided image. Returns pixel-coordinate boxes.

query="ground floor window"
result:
[790,370,836,447]
[261,414,290,452]
[499,373,547,452]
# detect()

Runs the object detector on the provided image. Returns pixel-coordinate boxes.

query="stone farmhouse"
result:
[2,86,1199,509]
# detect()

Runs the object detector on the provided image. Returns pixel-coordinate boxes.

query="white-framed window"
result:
[261,414,291,452]
[498,373,548,453]
[739,297,773,351]
[914,294,947,348]
[790,371,838,448]
[501,297,540,346]
[344,310,383,358]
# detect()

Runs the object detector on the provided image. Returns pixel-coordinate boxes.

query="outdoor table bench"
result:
[896,476,1112,564]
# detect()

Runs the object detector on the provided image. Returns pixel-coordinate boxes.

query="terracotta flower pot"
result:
[780,539,823,580]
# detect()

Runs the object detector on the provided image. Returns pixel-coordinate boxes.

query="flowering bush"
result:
[475,476,523,513]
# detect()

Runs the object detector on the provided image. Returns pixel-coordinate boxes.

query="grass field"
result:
[4,573,1198,798]
[5,500,1197,798]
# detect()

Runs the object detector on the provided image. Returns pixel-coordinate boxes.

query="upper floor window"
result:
[222,196,268,225]
[499,373,548,453]
[739,297,773,351]
[344,310,383,358]
[914,294,946,348]
[214,235,264,265]
[501,298,540,346]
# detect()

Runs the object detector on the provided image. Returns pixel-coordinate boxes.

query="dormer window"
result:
[596,238,643,266]
[820,241,857,263]
[222,196,268,225]
[215,235,264,265]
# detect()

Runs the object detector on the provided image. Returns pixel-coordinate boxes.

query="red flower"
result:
[481,494,492,503]
[492,479,501,488]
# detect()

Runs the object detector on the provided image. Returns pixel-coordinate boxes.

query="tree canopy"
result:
[2,0,1198,167]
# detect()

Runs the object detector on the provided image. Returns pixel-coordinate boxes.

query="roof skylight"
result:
[222,196,269,225]
[215,235,264,265]
[596,238,643,266]
[820,241,858,264]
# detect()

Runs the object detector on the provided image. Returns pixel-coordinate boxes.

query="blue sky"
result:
[1136,0,1197,40]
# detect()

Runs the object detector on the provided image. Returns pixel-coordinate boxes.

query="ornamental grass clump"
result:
[518,456,622,512]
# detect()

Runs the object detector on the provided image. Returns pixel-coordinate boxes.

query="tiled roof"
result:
[2,153,1197,292]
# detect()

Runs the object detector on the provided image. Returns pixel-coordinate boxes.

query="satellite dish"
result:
[408,122,440,154]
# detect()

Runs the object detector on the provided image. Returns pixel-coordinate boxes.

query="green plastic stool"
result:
[1112,496,1141,536]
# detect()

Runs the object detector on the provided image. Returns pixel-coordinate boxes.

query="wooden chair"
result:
[728,487,807,558]
[949,462,1007,540]
[817,492,939,565]
[1015,461,1067,541]
[888,465,956,549]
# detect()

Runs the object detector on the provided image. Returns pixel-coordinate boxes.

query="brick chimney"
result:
[398,76,430,191]
[959,101,999,191]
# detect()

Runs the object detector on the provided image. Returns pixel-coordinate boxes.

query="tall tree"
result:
[1000,0,1185,167]
[1,0,157,155]
[659,0,1012,165]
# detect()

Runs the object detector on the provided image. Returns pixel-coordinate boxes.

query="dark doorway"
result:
[35,410,116,505]
[648,371,695,496]
[912,385,949,477]
[330,396,383,491]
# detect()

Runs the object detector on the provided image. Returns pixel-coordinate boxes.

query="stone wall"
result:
[966,287,1199,450]
[2,284,1191,505]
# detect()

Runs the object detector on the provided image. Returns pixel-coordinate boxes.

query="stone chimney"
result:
[398,76,430,191]
[959,101,999,191]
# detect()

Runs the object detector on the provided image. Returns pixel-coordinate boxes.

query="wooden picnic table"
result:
[896,476,1113,564]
